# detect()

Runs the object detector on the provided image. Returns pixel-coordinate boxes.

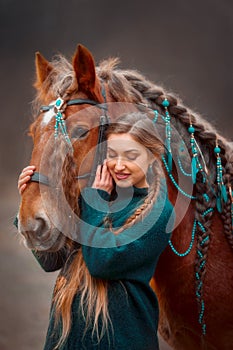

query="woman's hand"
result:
[18,165,36,195]
[92,161,113,194]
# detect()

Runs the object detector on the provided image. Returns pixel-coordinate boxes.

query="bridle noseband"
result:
[30,89,109,187]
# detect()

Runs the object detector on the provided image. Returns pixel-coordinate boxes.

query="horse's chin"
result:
[23,230,66,252]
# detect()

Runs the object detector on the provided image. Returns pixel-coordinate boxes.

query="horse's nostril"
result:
[19,215,51,243]
[35,217,45,230]
[24,216,50,240]
[34,217,49,236]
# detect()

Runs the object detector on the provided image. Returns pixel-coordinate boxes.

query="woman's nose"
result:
[114,158,126,171]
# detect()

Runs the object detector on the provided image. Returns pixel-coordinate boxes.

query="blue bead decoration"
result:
[164,107,172,172]
[214,143,228,213]
[199,300,205,323]
[216,196,222,213]
[179,141,185,153]
[188,126,195,134]
[56,99,62,107]
[191,156,198,184]
[200,235,210,246]
[177,157,192,177]
[228,185,233,233]
[200,260,206,270]
[162,99,170,107]
[187,121,207,185]
[188,123,200,184]
[168,219,197,257]
[195,217,209,336]
[202,208,214,217]
[197,221,206,233]
[203,194,210,202]
[162,155,196,199]
[221,184,228,203]
[54,109,72,146]
[153,110,158,124]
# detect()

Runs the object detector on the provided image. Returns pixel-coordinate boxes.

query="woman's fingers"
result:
[21,165,36,173]
[19,166,36,180]
[19,183,27,195]
[19,169,34,181]
[18,165,36,195]
[96,164,102,178]
[92,161,113,193]
[18,175,31,188]
[100,163,107,180]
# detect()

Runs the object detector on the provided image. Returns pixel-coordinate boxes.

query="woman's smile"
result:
[114,172,131,180]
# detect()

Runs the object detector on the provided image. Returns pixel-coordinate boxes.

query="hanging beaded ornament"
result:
[54,97,72,146]
[228,184,233,233]
[188,120,208,185]
[214,142,228,212]
[162,98,172,172]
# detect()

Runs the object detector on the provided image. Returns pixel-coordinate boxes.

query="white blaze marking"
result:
[42,101,56,125]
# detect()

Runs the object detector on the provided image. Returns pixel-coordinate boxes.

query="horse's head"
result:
[18,44,108,251]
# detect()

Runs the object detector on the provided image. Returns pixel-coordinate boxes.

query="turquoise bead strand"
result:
[177,156,192,177]
[162,155,196,199]
[54,111,72,146]
[162,99,173,172]
[168,219,196,257]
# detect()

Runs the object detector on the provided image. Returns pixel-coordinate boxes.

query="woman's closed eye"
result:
[107,150,117,159]
[107,151,139,161]
[125,153,139,161]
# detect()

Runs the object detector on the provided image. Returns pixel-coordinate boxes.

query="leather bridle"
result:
[30,89,109,187]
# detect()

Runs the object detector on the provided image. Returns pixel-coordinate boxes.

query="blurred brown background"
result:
[0,0,232,349]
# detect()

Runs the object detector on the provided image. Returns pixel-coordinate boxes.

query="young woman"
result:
[17,113,175,350]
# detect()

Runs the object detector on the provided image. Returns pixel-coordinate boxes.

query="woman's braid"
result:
[110,163,163,235]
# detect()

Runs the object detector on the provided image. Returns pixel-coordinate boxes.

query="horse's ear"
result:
[34,52,53,90]
[72,44,101,99]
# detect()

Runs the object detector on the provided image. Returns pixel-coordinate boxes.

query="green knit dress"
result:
[31,182,175,350]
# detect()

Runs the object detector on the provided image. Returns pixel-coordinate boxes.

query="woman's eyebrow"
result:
[107,147,116,151]
[124,149,140,153]
[107,146,140,153]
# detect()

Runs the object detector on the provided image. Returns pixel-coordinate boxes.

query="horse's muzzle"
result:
[18,213,64,251]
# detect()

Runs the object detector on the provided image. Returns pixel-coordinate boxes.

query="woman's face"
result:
[106,133,152,188]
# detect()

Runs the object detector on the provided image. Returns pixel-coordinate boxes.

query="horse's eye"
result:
[71,127,89,139]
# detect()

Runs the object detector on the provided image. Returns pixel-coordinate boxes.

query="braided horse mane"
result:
[96,57,233,346]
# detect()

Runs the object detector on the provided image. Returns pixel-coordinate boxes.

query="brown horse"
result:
[17,44,233,349]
